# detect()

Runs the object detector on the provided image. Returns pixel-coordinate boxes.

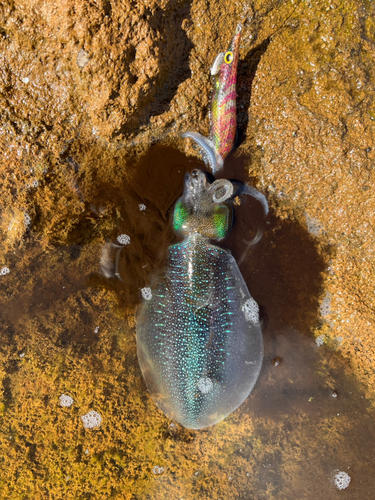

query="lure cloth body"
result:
[182,25,241,173]
[137,171,263,429]
[210,25,241,164]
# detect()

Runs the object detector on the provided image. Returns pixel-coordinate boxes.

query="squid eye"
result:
[224,51,234,64]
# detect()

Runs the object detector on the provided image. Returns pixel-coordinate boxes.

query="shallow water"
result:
[1,146,375,499]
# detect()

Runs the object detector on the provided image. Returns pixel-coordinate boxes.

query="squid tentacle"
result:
[181,131,223,174]
[237,184,269,218]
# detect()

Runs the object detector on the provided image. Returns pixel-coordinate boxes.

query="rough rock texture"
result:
[246,0,375,400]
[1,0,375,498]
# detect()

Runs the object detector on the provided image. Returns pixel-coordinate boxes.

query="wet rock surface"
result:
[1,0,375,498]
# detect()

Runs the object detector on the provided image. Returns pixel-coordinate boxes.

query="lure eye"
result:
[224,51,234,64]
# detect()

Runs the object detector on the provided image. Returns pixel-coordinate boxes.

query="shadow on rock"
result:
[236,37,271,147]
[114,0,194,137]
[225,195,330,339]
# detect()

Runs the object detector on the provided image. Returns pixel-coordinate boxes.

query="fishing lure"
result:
[137,170,264,429]
[182,24,242,173]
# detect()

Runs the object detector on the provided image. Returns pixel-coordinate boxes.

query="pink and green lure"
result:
[183,24,242,173]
